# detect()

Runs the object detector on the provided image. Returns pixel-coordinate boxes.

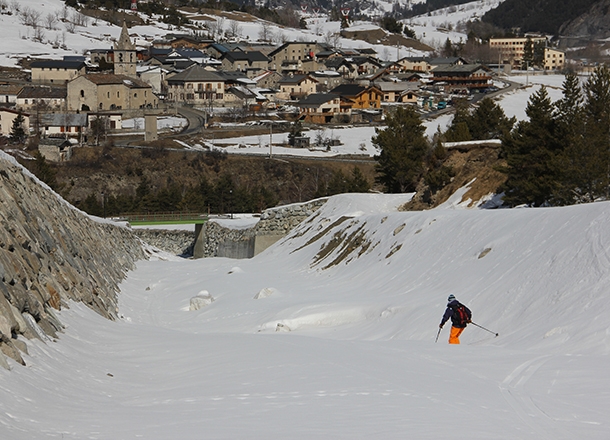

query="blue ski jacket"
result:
[440,300,472,329]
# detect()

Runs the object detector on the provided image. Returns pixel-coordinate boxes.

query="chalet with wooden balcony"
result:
[297,93,350,124]
[430,64,492,93]
[329,84,382,109]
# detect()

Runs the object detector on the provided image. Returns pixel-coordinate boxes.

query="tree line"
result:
[373,66,610,207]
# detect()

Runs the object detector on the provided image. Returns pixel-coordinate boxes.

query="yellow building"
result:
[544,48,565,71]
[489,37,547,66]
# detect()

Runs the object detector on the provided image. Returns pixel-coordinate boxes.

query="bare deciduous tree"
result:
[44,12,57,30]
[227,20,241,40]
[258,22,273,43]
[65,20,76,33]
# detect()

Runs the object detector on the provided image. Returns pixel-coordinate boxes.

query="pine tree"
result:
[9,112,27,144]
[552,73,597,204]
[373,106,429,193]
[582,65,610,200]
[31,151,58,190]
[469,97,516,140]
[501,86,559,206]
[444,98,472,142]
[348,166,370,193]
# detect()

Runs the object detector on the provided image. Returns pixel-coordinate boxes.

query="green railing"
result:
[123,212,208,225]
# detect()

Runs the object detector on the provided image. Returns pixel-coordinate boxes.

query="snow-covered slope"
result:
[0,191,609,438]
[0,0,509,67]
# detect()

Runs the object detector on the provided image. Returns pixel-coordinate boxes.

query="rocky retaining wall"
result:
[0,153,146,369]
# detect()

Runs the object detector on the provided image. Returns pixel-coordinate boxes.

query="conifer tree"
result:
[469,97,515,140]
[9,112,27,144]
[552,73,597,204]
[501,86,558,206]
[373,106,429,193]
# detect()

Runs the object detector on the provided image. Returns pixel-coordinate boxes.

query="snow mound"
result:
[189,290,215,311]
[253,287,278,299]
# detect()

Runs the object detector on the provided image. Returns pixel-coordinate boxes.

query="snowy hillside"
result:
[0,189,609,438]
[0,0,508,67]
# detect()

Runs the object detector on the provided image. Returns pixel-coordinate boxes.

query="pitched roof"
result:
[166,65,225,83]
[329,84,366,97]
[0,84,24,95]
[30,60,86,70]
[431,64,489,75]
[0,107,30,116]
[17,86,66,99]
[115,21,135,51]
[298,93,338,106]
[77,74,151,88]
[40,113,87,127]
[278,74,316,85]
[268,42,329,58]
[222,51,269,63]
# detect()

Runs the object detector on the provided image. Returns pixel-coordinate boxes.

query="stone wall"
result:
[192,198,328,259]
[0,152,146,369]
[133,229,195,257]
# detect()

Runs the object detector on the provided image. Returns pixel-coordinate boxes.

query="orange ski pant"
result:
[449,326,465,344]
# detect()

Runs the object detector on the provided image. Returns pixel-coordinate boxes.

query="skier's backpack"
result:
[454,303,470,326]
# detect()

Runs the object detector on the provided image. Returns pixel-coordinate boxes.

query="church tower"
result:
[113,22,136,77]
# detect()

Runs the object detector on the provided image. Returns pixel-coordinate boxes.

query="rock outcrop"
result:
[0,152,146,368]
[559,0,610,47]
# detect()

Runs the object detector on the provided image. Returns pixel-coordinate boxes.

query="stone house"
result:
[39,113,88,139]
[268,42,328,71]
[16,86,66,112]
[67,74,157,112]
[38,138,73,162]
[391,57,431,73]
[137,65,166,95]
[0,84,23,105]
[166,65,226,107]
[30,60,86,85]
[0,108,30,136]
[221,51,270,77]
[324,57,357,79]
[311,70,343,93]
[252,70,283,89]
[277,74,317,101]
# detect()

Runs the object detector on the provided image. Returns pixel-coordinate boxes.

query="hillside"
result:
[0,165,609,437]
[482,0,599,35]
[559,0,610,46]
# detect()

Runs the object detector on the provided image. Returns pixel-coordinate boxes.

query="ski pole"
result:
[435,327,441,343]
[470,321,498,337]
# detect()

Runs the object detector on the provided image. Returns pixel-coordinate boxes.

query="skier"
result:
[439,294,472,344]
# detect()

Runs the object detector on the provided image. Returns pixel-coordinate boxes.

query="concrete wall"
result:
[191,198,328,259]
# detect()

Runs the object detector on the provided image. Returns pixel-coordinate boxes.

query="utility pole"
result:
[269,121,273,159]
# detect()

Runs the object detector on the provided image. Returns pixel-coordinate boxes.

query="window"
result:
[80,90,84,98]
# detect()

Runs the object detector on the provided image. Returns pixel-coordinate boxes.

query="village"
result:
[0,1,568,162]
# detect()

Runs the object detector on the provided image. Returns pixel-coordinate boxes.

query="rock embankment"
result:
[0,153,146,369]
